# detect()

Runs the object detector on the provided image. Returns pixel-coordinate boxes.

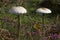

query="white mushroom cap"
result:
[36,8,52,14]
[9,6,27,14]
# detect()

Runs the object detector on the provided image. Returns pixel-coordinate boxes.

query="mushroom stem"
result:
[42,13,44,29]
[41,13,45,40]
[17,15,20,40]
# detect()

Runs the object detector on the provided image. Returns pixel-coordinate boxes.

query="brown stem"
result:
[17,15,20,40]
[41,13,45,40]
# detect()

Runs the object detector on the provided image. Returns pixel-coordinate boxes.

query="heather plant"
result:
[0,28,17,40]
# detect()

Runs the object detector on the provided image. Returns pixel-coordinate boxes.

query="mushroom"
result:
[36,8,52,39]
[9,6,27,40]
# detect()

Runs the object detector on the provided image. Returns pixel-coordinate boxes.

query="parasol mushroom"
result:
[36,8,52,40]
[9,6,27,40]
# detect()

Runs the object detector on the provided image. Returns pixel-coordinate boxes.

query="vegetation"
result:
[0,0,60,40]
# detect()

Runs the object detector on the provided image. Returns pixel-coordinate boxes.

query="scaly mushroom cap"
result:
[36,8,51,14]
[9,6,27,14]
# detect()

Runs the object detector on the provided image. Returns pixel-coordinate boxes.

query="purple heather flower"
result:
[58,33,60,38]
[52,34,58,40]
[32,31,39,36]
